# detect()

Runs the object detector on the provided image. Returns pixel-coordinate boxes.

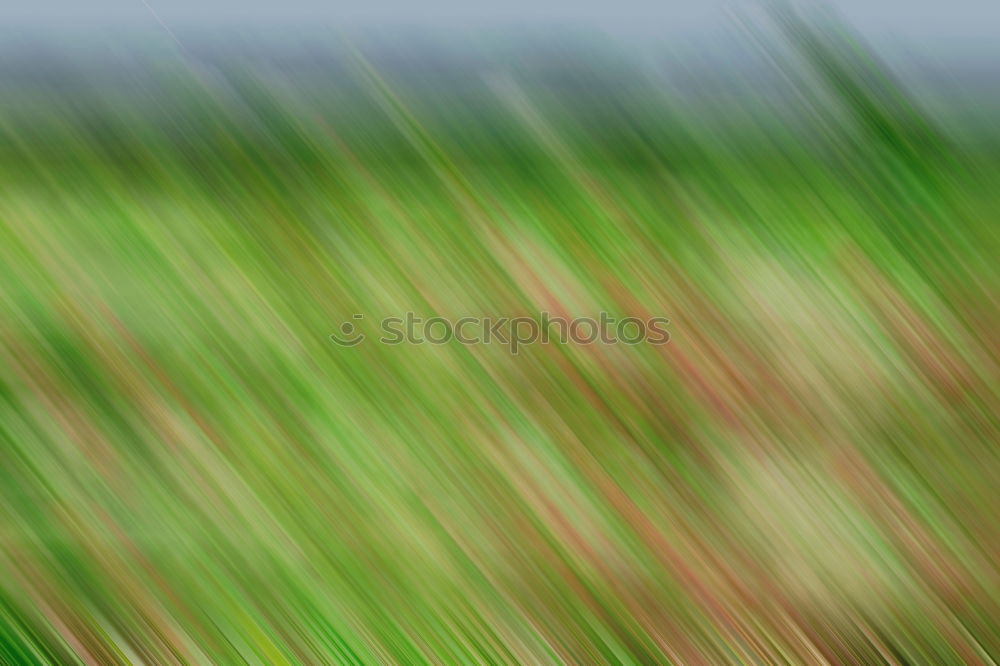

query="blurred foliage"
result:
[0,11,998,665]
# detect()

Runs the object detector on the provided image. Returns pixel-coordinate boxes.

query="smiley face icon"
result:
[329,314,366,347]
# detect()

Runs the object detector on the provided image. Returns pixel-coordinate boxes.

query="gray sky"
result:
[3,0,998,41]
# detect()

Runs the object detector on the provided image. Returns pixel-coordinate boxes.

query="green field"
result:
[0,13,998,665]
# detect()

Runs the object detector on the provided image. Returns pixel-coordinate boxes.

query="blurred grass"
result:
[0,11,999,665]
